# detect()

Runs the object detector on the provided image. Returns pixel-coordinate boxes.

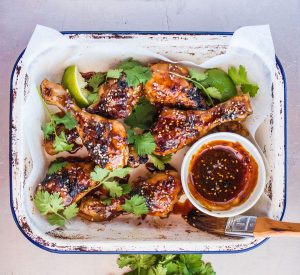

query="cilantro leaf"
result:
[134,132,156,156]
[117,58,152,88]
[90,167,110,182]
[47,213,65,227]
[178,254,216,275]
[122,195,149,216]
[126,128,136,144]
[149,265,167,275]
[159,254,177,265]
[228,65,259,97]
[63,203,79,219]
[127,129,156,156]
[34,190,52,215]
[189,68,208,82]
[124,97,157,130]
[103,198,112,206]
[90,167,131,198]
[149,154,172,170]
[48,161,68,175]
[53,132,74,152]
[118,59,142,70]
[165,262,179,274]
[87,92,99,104]
[103,181,123,197]
[106,68,123,79]
[241,83,259,97]
[206,87,222,100]
[87,72,106,93]
[108,167,132,179]
[121,184,132,194]
[41,122,55,139]
[228,65,247,85]
[52,112,77,130]
[49,192,65,213]
[117,254,156,270]
[34,191,79,227]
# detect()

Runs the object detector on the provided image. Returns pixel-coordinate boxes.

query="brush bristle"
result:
[184,209,228,236]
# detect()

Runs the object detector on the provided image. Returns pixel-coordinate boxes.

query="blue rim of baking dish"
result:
[9,31,287,254]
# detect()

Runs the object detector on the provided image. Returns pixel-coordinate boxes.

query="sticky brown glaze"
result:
[40,79,129,169]
[37,158,96,206]
[132,171,182,217]
[151,95,252,156]
[172,200,195,216]
[144,63,208,109]
[44,124,82,155]
[78,196,124,222]
[127,145,149,168]
[188,140,258,211]
[87,75,142,119]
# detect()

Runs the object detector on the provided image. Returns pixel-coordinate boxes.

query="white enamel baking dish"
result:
[10,31,286,253]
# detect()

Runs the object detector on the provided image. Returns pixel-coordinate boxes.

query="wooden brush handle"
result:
[254,217,300,237]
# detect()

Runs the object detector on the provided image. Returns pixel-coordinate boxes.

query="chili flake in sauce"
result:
[188,140,258,211]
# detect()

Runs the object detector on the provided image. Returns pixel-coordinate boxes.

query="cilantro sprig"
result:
[115,58,152,88]
[127,129,156,156]
[122,195,149,216]
[38,88,77,153]
[84,58,152,104]
[125,97,157,130]
[87,58,151,91]
[47,161,68,175]
[87,72,106,93]
[149,154,172,170]
[117,254,216,275]
[85,72,106,104]
[90,166,149,216]
[90,166,132,198]
[127,127,172,170]
[34,191,78,227]
[171,65,259,103]
[228,65,259,97]
[106,68,123,79]
[169,71,215,106]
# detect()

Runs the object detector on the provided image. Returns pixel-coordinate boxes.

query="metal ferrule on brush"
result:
[225,216,257,237]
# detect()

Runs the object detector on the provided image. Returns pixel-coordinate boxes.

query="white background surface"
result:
[0,0,300,274]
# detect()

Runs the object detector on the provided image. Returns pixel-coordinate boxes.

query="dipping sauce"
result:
[188,140,258,211]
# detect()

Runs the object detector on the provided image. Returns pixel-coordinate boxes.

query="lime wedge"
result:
[202,69,237,102]
[62,65,89,107]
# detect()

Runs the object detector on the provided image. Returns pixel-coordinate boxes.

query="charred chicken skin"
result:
[132,170,182,217]
[144,63,208,109]
[37,158,96,206]
[40,79,129,170]
[87,75,142,119]
[78,196,124,222]
[152,95,252,155]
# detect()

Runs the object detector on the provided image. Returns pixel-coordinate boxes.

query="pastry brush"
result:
[186,210,300,237]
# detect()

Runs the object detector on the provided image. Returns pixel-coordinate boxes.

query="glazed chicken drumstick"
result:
[152,95,253,156]
[37,158,97,206]
[87,75,142,119]
[40,79,128,170]
[144,63,208,109]
[132,170,182,217]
